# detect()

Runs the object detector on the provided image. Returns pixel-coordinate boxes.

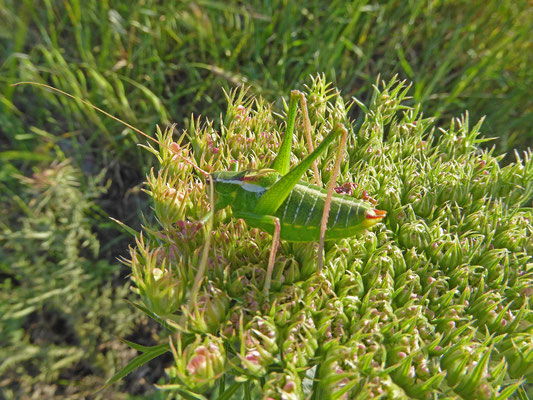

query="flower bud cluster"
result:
[185,284,229,333]
[262,368,303,400]
[127,78,531,397]
[127,237,186,317]
[239,316,279,377]
[167,334,226,393]
[440,342,508,399]
[281,311,318,368]
[499,333,533,380]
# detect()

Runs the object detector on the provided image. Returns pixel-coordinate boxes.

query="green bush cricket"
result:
[12,83,387,300]
[205,90,387,293]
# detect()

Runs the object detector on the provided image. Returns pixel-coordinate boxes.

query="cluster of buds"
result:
[268,284,308,325]
[281,311,318,368]
[387,332,445,397]
[146,168,189,226]
[468,289,525,334]
[393,269,422,306]
[184,284,229,333]
[126,79,531,397]
[440,342,511,399]
[315,345,361,399]
[127,237,185,317]
[317,304,349,347]
[168,140,193,175]
[262,368,303,400]
[499,333,533,380]
[304,75,330,126]
[167,334,226,393]
[239,316,279,377]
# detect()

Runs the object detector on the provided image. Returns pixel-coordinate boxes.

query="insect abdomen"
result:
[274,182,376,241]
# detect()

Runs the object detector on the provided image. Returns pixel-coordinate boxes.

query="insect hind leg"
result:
[317,124,348,272]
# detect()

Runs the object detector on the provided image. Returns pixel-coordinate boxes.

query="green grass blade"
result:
[109,217,139,238]
[101,342,169,390]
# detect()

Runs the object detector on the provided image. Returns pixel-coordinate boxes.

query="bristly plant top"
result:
[123,76,531,399]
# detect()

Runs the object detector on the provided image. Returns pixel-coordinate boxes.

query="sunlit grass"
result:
[2,1,531,167]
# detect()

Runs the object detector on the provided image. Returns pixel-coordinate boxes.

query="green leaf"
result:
[494,379,524,400]
[515,385,530,400]
[0,150,53,161]
[155,384,207,399]
[217,382,243,400]
[124,299,177,333]
[100,342,169,390]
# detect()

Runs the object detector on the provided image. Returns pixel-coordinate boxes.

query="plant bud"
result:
[336,270,364,298]
[436,236,465,269]
[186,284,229,333]
[362,252,395,288]
[398,221,431,250]
[439,342,507,398]
[239,316,279,377]
[412,187,436,218]
[129,242,186,317]
[387,244,407,276]
[146,168,192,226]
[281,311,318,368]
[393,270,421,306]
[342,295,362,321]
[262,368,303,400]
[317,307,348,347]
[316,345,359,400]
[494,227,523,252]
[499,333,533,380]
[168,334,226,393]
[282,257,301,286]
[448,264,482,292]
[269,285,306,325]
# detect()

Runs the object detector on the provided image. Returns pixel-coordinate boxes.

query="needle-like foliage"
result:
[122,77,532,399]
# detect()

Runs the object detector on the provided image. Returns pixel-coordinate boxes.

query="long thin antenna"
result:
[11,81,211,177]
[11,82,157,145]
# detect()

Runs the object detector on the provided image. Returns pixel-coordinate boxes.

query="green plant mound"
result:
[124,77,532,399]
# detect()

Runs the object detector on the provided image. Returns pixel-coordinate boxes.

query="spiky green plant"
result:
[117,77,531,398]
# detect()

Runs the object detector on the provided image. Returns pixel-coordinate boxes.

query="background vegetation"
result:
[0,0,531,398]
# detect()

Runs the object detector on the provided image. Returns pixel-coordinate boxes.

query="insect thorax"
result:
[211,169,280,209]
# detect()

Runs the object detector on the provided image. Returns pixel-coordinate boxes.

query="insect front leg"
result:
[233,211,281,296]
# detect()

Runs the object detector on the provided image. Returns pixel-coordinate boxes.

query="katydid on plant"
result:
[208,90,387,294]
[11,82,386,300]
